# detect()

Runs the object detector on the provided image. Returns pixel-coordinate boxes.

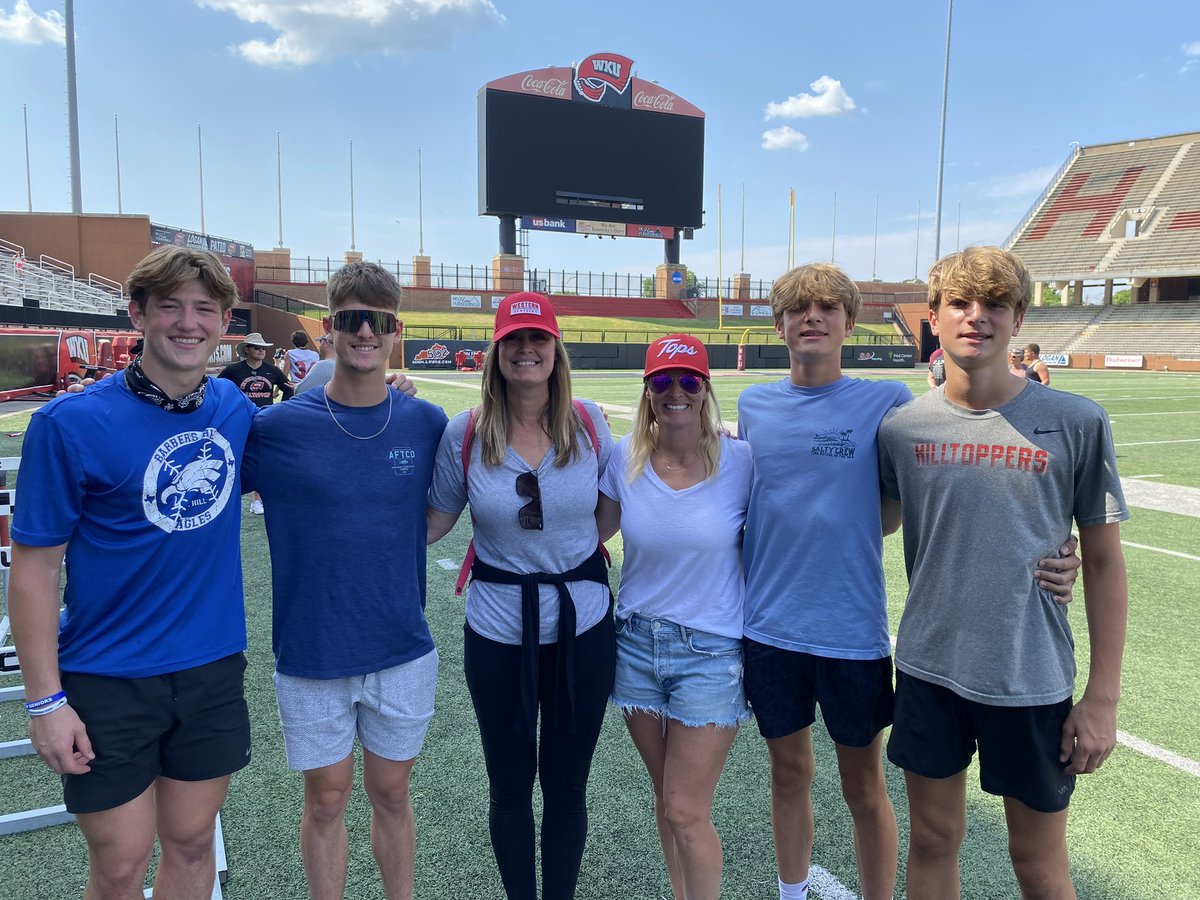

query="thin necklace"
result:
[656,449,698,471]
[323,390,392,440]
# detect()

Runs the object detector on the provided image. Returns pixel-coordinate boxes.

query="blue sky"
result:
[2,0,1198,286]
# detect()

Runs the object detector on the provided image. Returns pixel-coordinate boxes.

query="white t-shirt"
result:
[287,348,320,381]
[599,433,752,639]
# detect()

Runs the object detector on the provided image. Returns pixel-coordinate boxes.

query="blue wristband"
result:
[24,691,67,713]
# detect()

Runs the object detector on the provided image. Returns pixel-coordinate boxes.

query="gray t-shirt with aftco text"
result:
[878,382,1128,706]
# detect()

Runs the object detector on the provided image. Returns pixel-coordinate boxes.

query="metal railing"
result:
[402,323,910,347]
[253,288,327,319]
[254,258,777,300]
[1003,143,1083,249]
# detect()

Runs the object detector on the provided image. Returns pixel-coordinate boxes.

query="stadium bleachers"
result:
[1068,303,1200,358]
[1012,305,1102,355]
[0,238,124,317]
[1007,132,1200,282]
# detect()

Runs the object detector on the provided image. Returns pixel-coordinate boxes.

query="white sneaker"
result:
[251,499,264,515]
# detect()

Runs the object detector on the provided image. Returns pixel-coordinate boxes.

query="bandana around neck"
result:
[123,355,208,413]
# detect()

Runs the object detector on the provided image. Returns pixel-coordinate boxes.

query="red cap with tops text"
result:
[643,333,710,379]
[492,292,560,342]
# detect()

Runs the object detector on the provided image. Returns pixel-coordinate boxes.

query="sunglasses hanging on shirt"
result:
[516,471,543,530]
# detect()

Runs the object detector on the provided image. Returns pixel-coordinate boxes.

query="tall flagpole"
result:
[717,183,724,331]
[739,181,745,273]
[114,115,122,214]
[23,105,33,213]
[198,124,206,234]
[418,146,425,255]
[65,0,82,213]
[349,140,356,252]
[933,0,954,260]
[788,188,795,269]
[276,132,284,248]
[871,193,879,281]
[831,190,837,263]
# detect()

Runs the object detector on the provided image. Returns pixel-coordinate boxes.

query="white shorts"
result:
[273,648,438,771]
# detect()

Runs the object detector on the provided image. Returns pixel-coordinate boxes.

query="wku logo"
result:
[65,334,91,364]
[413,343,450,362]
[574,52,634,102]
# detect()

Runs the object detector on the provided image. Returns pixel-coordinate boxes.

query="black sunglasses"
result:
[330,309,398,335]
[645,373,705,395]
[516,471,542,530]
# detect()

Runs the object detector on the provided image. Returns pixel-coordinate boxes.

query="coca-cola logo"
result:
[520,74,568,97]
[634,90,676,112]
[654,339,699,360]
[574,52,634,102]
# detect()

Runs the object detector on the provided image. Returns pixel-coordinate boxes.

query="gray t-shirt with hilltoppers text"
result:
[878,381,1128,706]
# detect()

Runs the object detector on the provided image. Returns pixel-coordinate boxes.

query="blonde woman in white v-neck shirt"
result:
[596,333,752,900]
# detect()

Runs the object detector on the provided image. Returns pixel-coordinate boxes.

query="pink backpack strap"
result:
[454,409,479,596]
[574,401,612,566]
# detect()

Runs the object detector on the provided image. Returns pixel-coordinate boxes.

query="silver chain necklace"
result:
[323,390,392,440]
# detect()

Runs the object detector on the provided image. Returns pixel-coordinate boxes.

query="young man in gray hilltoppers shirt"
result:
[878,246,1129,899]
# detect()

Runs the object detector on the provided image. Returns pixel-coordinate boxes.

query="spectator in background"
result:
[295,332,336,395]
[219,333,291,515]
[284,329,320,383]
[1009,350,1032,379]
[926,347,946,390]
[1024,343,1050,385]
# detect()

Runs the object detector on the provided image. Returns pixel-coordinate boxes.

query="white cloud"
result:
[196,0,504,67]
[761,126,809,152]
[765,76,856,120]
[975,165,1059,200]
[0,1,64,45]
[1182,41,1200,73]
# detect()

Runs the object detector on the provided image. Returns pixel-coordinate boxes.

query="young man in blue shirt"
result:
[10,246,255,900]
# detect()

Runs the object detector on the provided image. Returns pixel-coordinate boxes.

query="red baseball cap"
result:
[492,292,560,342]
[644,333,710,379]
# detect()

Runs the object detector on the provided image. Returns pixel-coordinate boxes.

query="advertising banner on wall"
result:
[1042,353,1069,366]
[750,305,773,317]
[721,304,744,316]
[625,224,676,240]
[576,219,626,236]
[450,294,482,308]
[1104,354,1144,369]
[522,216,576,233]
[404,339,490,371]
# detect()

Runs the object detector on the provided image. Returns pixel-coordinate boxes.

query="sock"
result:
[779,875,810,900]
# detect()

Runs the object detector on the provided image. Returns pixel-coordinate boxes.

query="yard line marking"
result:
[1120,479,1200,518]
[810,864,859,899]
[1116,731,1200,778]
[1121,541,1200,561]
[886,637,1199,777]
[436,559,459,570]
[1109,409,1200,418]
[1115,438,1200,447]
[1127,474,1164,479]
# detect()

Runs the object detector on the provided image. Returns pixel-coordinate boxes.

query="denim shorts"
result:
[613,613,749,728]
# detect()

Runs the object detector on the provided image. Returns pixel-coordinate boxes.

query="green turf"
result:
[2,367,1198,898]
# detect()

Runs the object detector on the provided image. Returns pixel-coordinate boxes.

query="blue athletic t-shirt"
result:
[243,388,448,679]
[12,375,255,677]
[737,376,912,659]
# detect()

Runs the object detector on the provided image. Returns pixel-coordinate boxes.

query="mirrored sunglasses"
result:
[516,471,542,530]
[645,373,705,395]
[330,309,398,335]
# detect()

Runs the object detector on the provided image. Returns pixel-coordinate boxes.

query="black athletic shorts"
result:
[742,638,893,747]
[887,670,1076,813]
[60,652,251,814]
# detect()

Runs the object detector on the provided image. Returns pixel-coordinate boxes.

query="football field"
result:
[1,367,1198,898]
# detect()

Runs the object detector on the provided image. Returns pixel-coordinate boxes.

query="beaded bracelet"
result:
[25,691,67,716]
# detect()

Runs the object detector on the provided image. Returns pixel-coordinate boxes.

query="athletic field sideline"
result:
[2,368,1197,899]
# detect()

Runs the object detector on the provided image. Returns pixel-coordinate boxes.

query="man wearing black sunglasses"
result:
[243,261,448,900]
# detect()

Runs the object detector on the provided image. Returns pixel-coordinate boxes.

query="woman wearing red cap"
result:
[427,292,615,900]
[596,334,753,900]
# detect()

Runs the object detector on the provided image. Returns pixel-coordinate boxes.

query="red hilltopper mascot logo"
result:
[413,343,451,362]
[574,52,634,102]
